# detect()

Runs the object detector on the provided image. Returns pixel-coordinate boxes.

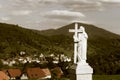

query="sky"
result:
[0,0,120,34]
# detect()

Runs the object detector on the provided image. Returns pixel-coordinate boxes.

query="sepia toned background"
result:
[0,0,120,34]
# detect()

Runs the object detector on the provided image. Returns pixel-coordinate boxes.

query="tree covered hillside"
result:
[0,22,120,74]
[0,23,70,59]
[39,23,120,74]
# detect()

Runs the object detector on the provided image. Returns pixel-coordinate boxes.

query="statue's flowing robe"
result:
[77,29,88,62]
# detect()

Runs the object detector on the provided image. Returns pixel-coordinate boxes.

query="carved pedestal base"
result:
[76,62,93,80]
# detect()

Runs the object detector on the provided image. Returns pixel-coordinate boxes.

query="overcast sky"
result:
[0,0,120,34]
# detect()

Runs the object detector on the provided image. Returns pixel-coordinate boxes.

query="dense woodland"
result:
[0,22,120,75]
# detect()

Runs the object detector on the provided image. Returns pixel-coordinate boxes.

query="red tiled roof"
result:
[7,69,22,78]
[0,71,9,80]
[41,68,51,76]
[1,69,7,74]
[26,67,46,79]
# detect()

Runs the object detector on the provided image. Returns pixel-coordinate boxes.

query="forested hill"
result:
[39,23,120,39]
[0,22,120,74]
[38,22,120,74]
[0,23,56,59]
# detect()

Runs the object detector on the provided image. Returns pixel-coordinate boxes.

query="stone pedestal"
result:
[76,62,93,80]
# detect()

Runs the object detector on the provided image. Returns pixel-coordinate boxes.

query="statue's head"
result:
[80,26,85,32]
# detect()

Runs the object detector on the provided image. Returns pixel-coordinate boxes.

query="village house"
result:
[0,71,9,80]
[41,68,51,79]
[7,69,22,79]
[1,68,51,80]
[39,53,46,61]
[20,73,28,80]
[26,67,51,79]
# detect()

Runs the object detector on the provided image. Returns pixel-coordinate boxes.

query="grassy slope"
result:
[93,75,120,80]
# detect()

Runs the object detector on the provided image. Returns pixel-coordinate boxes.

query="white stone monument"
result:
[69,23,93,80]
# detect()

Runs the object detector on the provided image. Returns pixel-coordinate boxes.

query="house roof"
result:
[41,68,51,76]
[1,69,7,74]
[0,71,9,80]
[7,69,22,77]
[26,67,46,79]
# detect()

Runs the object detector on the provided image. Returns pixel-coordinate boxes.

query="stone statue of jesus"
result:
[73,26,88,64]
[69,24,93,80]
